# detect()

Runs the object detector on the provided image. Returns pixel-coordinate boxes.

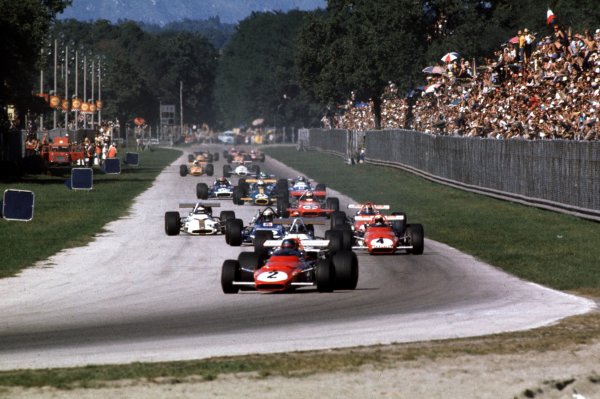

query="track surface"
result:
[0,147,594,370]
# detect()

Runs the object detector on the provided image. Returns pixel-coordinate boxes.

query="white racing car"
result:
[164,202,236,236]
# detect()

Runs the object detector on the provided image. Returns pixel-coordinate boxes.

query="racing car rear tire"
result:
[164,211,181,236]
[276,195,290,218]
[326,197,340,212]
[220,210,236,225]
[213,152,219,161]
[391,212,407,235]
[237,178,250,192]
[407,224,424,255]
[260,153,265,162]
[334,227,353,250]
[250,164,260,174]
[325,230,343,253]
[332,250,359,290]
[316,259,335,292]
[196,183,209,199]
[223,164,232,177]
[330,211,347,229]
[205,163,214,177]
[254,230,274,259]
[188,154,194,162]
[226,218,244,246]
[221,260,240,294]
[179,165,188,177]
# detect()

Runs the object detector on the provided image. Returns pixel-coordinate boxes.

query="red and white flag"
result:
[547,9,555,25]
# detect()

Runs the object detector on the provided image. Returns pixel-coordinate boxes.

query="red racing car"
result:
[221,237,358,293]
[352,214,424,255]
[279,191,339,218]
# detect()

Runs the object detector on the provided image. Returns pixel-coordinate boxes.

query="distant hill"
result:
[58,0,325,25]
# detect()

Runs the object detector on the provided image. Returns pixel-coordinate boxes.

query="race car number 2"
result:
[257,271,288,282]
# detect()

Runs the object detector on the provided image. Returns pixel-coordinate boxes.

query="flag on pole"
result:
[547,9,555,25]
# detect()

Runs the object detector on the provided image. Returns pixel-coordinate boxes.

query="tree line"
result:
[2,0,599,133]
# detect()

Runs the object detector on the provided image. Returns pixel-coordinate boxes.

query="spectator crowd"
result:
[328,25,600,141]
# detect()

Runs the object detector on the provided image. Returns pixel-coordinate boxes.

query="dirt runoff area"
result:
[2,341,600,399]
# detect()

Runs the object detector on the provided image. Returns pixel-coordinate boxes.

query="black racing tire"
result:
[276,194,290,218]
[213,152,219,161]
[238,251,261,272]
[334,227,353,250]
[196,183,209,199]
[253,230,274,259]
[250,164,260,174]
[164,211,180,236]
[238,178,250,192]
[226,218,244,246]
[233,186,246,205]
[316,259,335,292]
[179,164,188,176]
[407,224,424,255]
[221,260,240,294]
[226,154,232,163]
[332,250,359,290]
[391,212,407,235]
[315,183,326,192]
[220,210,236,225]
[223,150,228,158]
[325,230,343,253]
[260,153,265,162]
[223,164,232,177]
[188,154,194,162]
[205,163,214,177]
[326,197,340,212]
[330,211,347,229]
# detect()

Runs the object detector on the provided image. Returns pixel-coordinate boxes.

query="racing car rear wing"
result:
[271,217,328,225]
[263,239,330,248]
[179,202,221,208]
[348,204,390,210]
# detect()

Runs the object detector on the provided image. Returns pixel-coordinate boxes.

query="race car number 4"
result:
[257,271,288,282]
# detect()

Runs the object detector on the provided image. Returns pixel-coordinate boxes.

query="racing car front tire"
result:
[316,259,335,292]
[221,260,240,294]
[325,230,343,253]
[179,165,188,177]
[406,224,424,255]
[238,251,261,276]
[164,211,181,236]
[213,153,219,161]
[232,186,246,205]
[223,164,232,177]
[226,218,244,246]
[332,250,359,290]
[196,183,209,199]
[391,212,407,235]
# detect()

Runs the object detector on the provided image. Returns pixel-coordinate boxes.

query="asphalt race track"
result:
[0,146,594,370]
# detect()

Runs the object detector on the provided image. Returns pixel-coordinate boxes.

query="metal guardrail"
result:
[303,128,600,221]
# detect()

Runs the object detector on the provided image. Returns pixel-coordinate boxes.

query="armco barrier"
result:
[301,128,600,221]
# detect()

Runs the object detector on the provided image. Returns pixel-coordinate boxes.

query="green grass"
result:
[264,147,600,292]
[0,147,181,278]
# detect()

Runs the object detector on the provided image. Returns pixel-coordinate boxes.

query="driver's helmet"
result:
[217,176,228,185]
[250,149,256,155]
[374,215,385,225]
[256,179,265,188]
[304,191,314,201]
[262,208,274,222]
[297,176,305,182]
[364,205,375,215]
[281,238,299,251]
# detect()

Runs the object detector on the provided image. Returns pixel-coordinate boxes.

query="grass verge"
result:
[0,147,181,278]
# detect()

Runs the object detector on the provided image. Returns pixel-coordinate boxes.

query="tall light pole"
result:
[64,44,69,132]
[180,80,184,137]
[53,39,57,129]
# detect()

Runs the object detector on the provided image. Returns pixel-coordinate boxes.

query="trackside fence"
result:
[298,128,600,221]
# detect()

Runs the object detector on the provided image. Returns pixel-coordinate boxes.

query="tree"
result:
[0,0,71,129]
[296,0,429,129]
[215,10,320,129]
